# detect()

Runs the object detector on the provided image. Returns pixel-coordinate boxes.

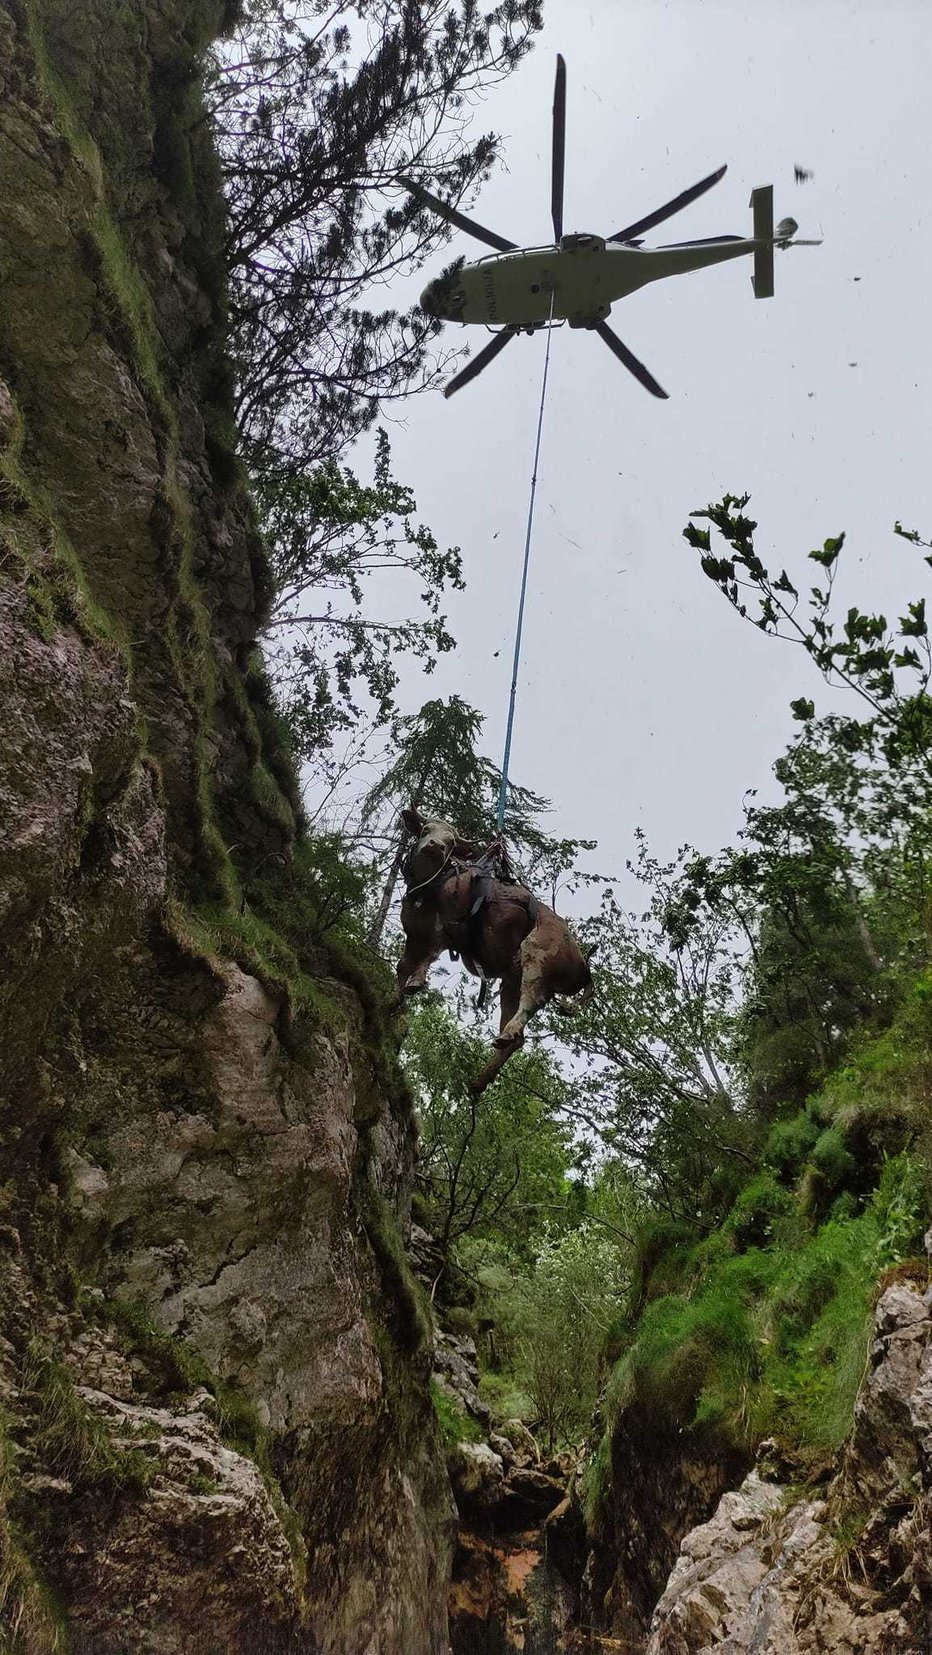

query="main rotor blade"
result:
[593,321,668,399]
[551,54,567,243]
[609,164,728,243]
[443,329,518,398]
[400,177,516,254]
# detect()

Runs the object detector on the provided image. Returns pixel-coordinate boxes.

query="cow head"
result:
[401,806,474,890]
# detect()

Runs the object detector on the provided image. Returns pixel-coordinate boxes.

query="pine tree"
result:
[209,0,544,472]
[362,697,599,946]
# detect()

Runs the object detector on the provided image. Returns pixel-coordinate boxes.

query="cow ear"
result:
[400,806,423,837]
[453,839,475,861]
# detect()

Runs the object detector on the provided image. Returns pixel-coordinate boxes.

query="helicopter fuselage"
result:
[421,233,762,329]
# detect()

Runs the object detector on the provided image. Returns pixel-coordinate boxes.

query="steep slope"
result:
[0,2,452,1649]
[574,989,932,1653]
[646,1266,932,1654]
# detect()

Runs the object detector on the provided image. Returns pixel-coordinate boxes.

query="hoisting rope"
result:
[495,293,556,835]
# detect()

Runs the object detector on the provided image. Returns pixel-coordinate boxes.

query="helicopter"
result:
[402,55,820,399]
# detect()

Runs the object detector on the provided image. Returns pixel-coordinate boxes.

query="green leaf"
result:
[684,522,712,551]
[808,537,843,568]
[899,599,927,639]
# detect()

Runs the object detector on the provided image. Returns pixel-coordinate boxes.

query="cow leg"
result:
[496,933,548,1044]
[493,966,529,1045]
[396,938,442,995]
[469,970,523,1094]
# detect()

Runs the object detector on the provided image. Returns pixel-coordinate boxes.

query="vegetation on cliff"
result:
[0,1,551,1645]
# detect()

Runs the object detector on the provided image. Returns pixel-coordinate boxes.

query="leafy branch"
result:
[683,496,932,759]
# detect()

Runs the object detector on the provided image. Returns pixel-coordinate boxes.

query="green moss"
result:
[187,1472,221,1496]
[23,5,169,420]
[0,453,131,660]
[250,760,297,838]
[356,1172,431,1356]
[0,1415,69,1652]
[17,0,265,907]
[242,661,303,816]
[430,1380,483,1452]
[86,1297,307,1596]
[602,1148,927,1468]
[582,1432,612,1532]
[170,900,349,1036]
[22,1341,153,1497]
[100,1298,280,1473]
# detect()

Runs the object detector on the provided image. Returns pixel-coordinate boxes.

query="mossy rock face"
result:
[1,0,290,897]
[0,3,451,1650]
[0,567,166,1185]
[0,1253,304,1651]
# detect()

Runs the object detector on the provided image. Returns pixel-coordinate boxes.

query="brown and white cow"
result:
[396,808,594,1094]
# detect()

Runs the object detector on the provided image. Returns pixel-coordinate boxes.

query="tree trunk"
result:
[368,826,407,949]
[367,758,432,950]
[842,868,883,973]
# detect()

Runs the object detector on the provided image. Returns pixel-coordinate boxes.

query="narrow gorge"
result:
[1,4,930,1654]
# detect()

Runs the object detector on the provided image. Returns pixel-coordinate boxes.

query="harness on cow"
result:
[400,825,540,1007]
[454,841,540,1008]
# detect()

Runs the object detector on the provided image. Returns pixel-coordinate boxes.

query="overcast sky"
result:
[331,0,932,903]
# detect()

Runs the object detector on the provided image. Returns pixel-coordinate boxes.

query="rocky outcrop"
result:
[646,1270,932,1655]
[435,1329,494,1434]
[580,1407,750,1645]
[433,1328,566,1530]
[0,2,452,1649]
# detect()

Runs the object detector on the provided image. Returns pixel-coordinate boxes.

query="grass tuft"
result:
[430,1380,483,1452]
[22,1341,153,1498]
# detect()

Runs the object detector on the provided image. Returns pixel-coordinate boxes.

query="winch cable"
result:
[495,293,557,835]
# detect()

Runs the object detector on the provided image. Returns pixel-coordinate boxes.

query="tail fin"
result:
[750,185,774,298]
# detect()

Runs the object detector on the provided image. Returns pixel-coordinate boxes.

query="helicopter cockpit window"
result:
[560,232,606,252]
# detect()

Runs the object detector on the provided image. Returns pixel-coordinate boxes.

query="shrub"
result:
[726,1172,794,1250]
[477,1371,534,1425]
[430,1381,483,1452]
[765,1108,821,1181]
[628,1215,698,1314]
[607,1257,770,1441]
[0,1417,68,1651]
[871,1150,927,1267]
[810,1126,856,1190]
[604,1141,932,1461]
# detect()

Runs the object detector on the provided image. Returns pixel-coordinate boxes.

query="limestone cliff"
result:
[645,1265,932,1655]
[0,2,452,1649]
